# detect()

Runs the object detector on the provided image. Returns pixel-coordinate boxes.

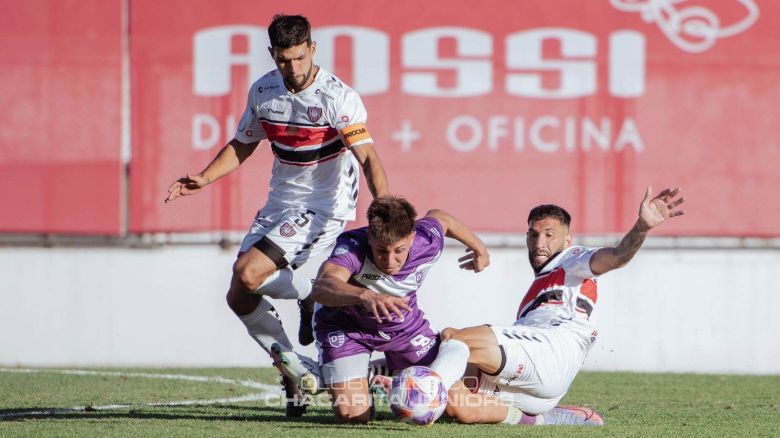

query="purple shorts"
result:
[314,308,440,371]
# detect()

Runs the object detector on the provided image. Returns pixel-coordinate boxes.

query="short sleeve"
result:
[411,217,445,262]
[234,87,267,143]
[560,246,600,280]
[326,233,366,275]
[336,90,373,148]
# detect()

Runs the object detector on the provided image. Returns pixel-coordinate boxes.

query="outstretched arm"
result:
[425,209,490,273]
[350,143,389,198]
[590,186,685,275]
[311,262,411,323]
[165,139,259,203]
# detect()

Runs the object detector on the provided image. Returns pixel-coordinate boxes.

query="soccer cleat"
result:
[280,375,308,417]
[540,405,604,426]
[271,342,324,395]
[298,298,315,346]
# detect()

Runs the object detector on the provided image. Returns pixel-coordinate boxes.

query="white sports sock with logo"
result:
[254,267,312,300]
[239,297,293,355]
[429,339,470,389]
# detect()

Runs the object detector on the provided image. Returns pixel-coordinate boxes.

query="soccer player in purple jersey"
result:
[303,195,489,423]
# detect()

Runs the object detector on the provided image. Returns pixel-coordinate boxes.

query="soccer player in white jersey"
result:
[164,14,388,416]
[425,186,685,426]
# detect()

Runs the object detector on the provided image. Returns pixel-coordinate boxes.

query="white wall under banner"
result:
[1,241,778,374]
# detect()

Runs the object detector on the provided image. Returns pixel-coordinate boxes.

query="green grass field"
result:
[1,367,778,437]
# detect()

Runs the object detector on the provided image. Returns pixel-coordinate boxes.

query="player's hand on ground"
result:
[458,248,490,273]
[638,186,685,230]
[359,290,412,323]
[165,174,210,203]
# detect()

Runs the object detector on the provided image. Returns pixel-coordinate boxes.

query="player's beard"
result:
[529,247,563,274]
[286,64,317,92]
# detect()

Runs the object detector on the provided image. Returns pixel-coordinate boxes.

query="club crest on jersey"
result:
[328,331,345,348]
[307,106,323,123]
[280,222,296,237]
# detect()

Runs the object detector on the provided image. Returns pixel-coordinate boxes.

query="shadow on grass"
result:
[0,404,409,429]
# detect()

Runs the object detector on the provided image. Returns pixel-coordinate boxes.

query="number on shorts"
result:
[410,335,431,348]
[293,209,315,227]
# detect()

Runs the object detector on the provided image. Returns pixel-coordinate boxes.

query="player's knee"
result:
[232,260,272,292]
[441,327,466,343]
[445,403,479,424]
[333,405,371,424]
[440,327,456,341]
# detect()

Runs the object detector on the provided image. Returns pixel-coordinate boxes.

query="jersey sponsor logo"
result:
[258,84,280,93]
[269,108,285,115]
[334,244,349,255]
[411,334,436,357]
[315,88,334,100]
[340,123,372,146]
[378,330,391,340]
[429,227,441,239]
[307,106,323,123]
[328,331,345,348]
[361,273,385,281]
[280,222,296,237]
[505,364,525,384]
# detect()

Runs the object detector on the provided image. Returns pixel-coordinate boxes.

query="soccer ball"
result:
[389,366,448,426]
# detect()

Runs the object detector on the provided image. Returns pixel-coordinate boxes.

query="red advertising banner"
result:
[130,0,780,236]
[0,0,123,234]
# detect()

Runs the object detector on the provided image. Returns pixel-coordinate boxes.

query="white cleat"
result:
[270,343,324,395]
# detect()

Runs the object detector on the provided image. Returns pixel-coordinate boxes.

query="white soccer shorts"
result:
[474,324,591,415]
[238,205,346,270]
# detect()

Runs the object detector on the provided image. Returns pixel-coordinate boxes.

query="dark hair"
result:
[367,196,417,245]
[268,14,312,49]
[528,204,571,228]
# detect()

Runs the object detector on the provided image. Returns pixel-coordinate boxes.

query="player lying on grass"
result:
[275,195,489,423]
[425,186,685,426]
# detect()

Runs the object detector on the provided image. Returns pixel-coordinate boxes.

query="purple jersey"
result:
[313,217,444,368]
[317,217,443,330]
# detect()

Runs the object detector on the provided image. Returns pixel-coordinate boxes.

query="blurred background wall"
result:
[1,0,778,373]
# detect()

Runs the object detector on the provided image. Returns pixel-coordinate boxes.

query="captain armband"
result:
[339,123,373,147]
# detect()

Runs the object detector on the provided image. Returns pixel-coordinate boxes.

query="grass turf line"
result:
[1,368,778,437]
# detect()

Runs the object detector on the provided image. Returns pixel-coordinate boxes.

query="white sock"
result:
[369,357,392,377]
[239,297,293,355]
[254,267,312,300]
[502,405,523,424]
[429,339,470,389]
[502,405,538,425]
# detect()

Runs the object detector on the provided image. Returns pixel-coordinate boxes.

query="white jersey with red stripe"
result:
[234,67,373,221]
[514,245,601,342]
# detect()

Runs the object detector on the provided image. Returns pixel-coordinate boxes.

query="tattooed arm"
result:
[590,187,685,276]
